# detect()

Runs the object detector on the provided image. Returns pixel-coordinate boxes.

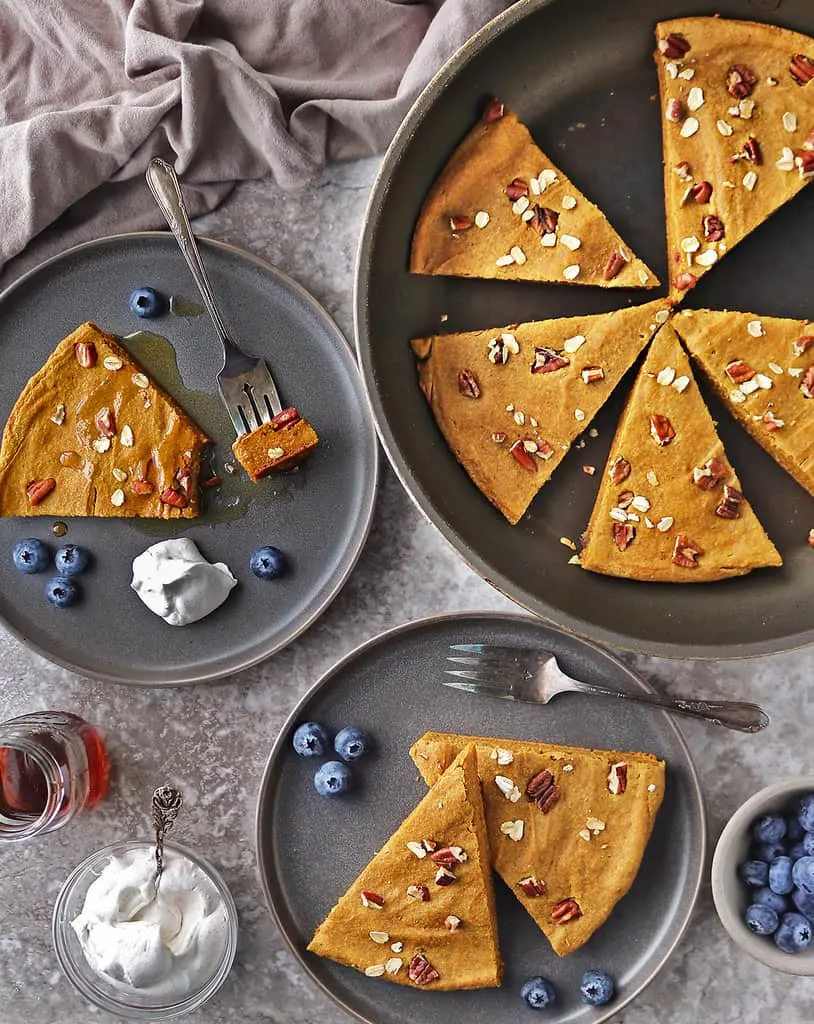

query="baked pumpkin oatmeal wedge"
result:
[409,732,664,958]
[410,100,659,288]
[674,307,814,497]
[654,17,814,300]
[308,744,502,990]
[580,322,781,581]
[0,322,209,518]
[411,299,671,524]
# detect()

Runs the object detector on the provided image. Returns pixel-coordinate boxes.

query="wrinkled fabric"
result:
[0,0,510,282]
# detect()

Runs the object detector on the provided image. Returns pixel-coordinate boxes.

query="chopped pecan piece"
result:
[360,890,385,908]
[801,366,814,398]
[271,407,301,429]
[726,63,757,98]
[525,768,561,813]
[613,522,636,551]
[73,340,97,368]
[692,457,727,490]
[159,487,189,509]
[690,180,713,204]
[510,440,537,472]
[650,414,675,446]
[176,468,192,495]
[702,215,725,242]
[608,455,631,485]
[130,479,154,496]
[430,845,467,867]
[506,178,529,201]
[433,866,456,886]
[444,915,462,931]
[529,205,559,236]
[408,953,440,986]
[793,335,814,356]
[725,359,755,385]
[531,347,569,374]
[715,484,743,519]
[608,761,628,795]
[551,898,582,924]
[517,876,547,897]
[482,98,505,123]
[665,97,684,123]
[673,271,697,291]
[740,136,762,165]
[580,365,604,385]
[491,431,507,444]
[658,33,690,59]
[616,489,634,510]
[790,53,814,85]
[95,407,116,438]
[406,884,430,902]
[449,215,472,232]
[762,409,785,431]
[457,368,480,398]
[672,535,703,568]
[26,478,56,505]
[603,250,629,281]
[798,149,814,175]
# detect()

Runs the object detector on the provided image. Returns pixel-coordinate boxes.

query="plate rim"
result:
[352,0,814,662]
[254,609,707,1024]
[0,230,380,686]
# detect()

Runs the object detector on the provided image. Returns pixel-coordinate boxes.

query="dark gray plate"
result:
[256,612,705,1024]
[0,233,378,685]
[354,0,814,659]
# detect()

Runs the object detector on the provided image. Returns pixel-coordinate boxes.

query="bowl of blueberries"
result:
[711,778,814,974]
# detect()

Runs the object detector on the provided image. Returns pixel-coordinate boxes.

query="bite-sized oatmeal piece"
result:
[410,100,659,288]
[580,322,781,582]
[231,407,319,480]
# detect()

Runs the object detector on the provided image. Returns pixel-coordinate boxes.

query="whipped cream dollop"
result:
[131,538,237,626]
[71,847,230,999]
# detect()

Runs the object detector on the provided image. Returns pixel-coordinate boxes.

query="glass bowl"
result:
[53,838,238,1019]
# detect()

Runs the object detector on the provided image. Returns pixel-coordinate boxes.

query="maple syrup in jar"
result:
[0,711,110,842]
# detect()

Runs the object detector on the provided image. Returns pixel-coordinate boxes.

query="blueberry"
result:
[753,887,790,913]
[739,860,769,887]
[579,970,615,1007]
[334,726,369,763]
[792,886,814,920]
[802,832,814,858]
[45,576,81,608]
[788,842,806,861]
[753,814,786,845]
[792,856,814,893]
[129,286,166,318]
[249,546,286,580]
[292,722,330,758]
[54,544,89,576]
[769,857,795,895]
[745,903,780,936]
[755,841,786,862]
[774,912,813,953]
[787,817,806,843]
[314,760,352,797]
[12,538,50,574]
[520,976,556,1010]
[798,794,814,833]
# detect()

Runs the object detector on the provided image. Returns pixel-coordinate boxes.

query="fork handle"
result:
[569,680,769,733]
[145,158,243,365]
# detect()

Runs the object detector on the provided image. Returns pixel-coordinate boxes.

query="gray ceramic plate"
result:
[0,233,378,685]
[355,0,814,659]
[256,612,705,1024]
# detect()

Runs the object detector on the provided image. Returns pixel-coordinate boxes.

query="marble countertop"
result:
[2,157,814,1023]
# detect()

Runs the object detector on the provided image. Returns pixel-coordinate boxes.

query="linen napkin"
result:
[0,0,511,284]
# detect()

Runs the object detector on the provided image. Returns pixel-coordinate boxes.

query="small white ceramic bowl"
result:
[53,838,238,1019]
[711,777,814,975]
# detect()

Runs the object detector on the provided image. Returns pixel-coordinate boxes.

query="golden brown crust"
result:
[412,300,671,524]
[0,322,209,518]
[308,745,502,990]
[409,732,664,957]
[231,414,319,480]
[580,322,781,581]
[410,106,659,288]
[654,17,814,301]
[674,307,814,496]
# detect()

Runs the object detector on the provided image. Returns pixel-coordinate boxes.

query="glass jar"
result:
[0,711,110,842]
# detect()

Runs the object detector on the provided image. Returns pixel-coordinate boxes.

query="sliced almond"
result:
[110,488,125,507]
[120,425,135,447]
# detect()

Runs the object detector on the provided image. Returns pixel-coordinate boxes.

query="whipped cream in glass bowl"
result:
[53,839,238,1019]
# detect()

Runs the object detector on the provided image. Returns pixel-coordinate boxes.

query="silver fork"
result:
[145,157,282,436]
[444,644,769,733]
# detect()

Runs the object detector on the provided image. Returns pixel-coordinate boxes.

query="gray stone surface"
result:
[2,158,814,1021]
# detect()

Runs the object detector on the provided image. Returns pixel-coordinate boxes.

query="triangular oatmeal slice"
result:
[580,322,781,581]
[410,100,659,288]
